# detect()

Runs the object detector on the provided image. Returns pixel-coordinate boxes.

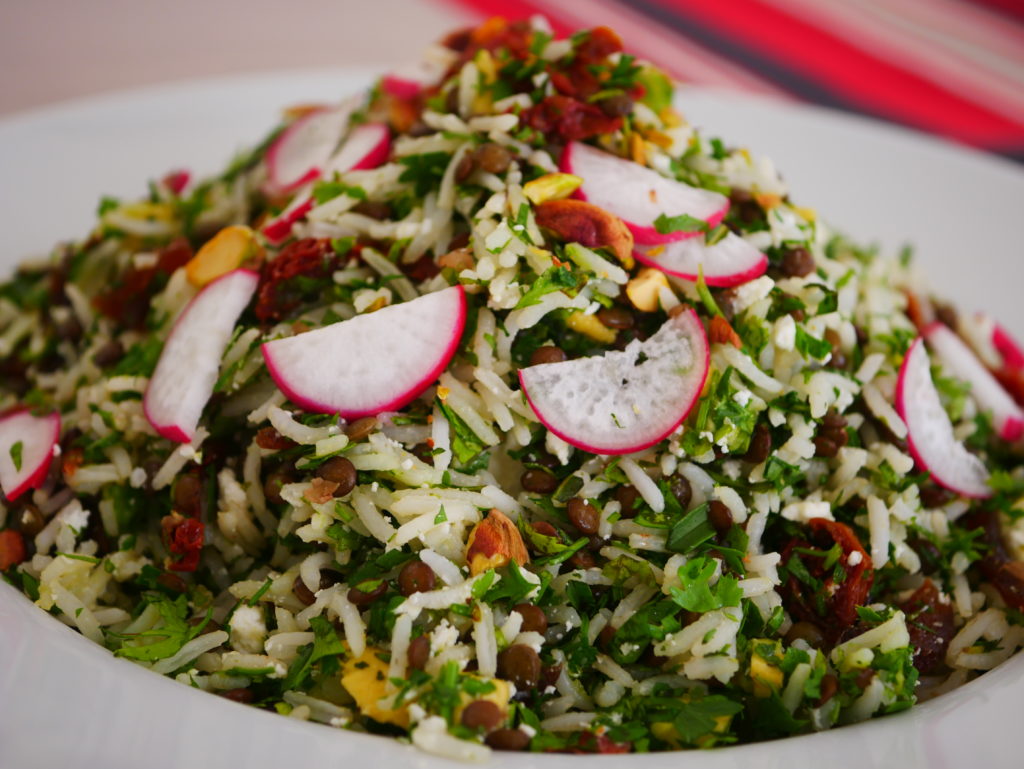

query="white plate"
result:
[0,71,1022,769]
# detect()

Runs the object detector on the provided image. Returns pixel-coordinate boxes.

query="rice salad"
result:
[2,17,1023,760]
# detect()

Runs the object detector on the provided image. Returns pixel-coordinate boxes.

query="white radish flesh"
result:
[519,308,709,455]
[561,141,729,245]
[262,122,391,244]
[634,231,767,287]
[266,104,354,192]
[0,410,60,501]
[924,322,1024,441]
[896,336,991,498]
[261,286,466,417]
[144,270,259,443]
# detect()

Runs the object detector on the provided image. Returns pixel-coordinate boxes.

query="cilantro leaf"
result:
[672,695,743,744]
[514,265,581,309]
[282,615,347,690]
[668,556,743,612]
[654,213,709,235]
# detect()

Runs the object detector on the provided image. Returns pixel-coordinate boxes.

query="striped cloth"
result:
[440,0,1024,162]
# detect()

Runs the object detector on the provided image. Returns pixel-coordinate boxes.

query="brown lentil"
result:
[314,456,357,497]
[263,467,293,506]
[220,688,255,704]
[255,426,294,451]
[743,422,772,464]
[824,328,847,369]
[172,472,204,517]
[512,603,548,634]
[813,435,839,458]
[293,574,317,606]
[485,728,531,751]
[566,498,600,535]
[596,306,634,330]
[856,667,876,689]
[779,246,815,278]
[497,644,542,690]
[398,560,436,596]
[529,345,568,366]
[407,635,430,670]
[785,620,825,648]
[15,505,45,538]
[460,700,504,732]
[347,579,389,607]
[520,468,558,494]
[615,484,641,517]
[92,340,125,368]
[597,92,634,117]
[708,500,734,534]
[351,200,392,220]
[473,142,513,174]
[669,474,693,510]
[156,572,188,593]
[817,673,839,707]
[344,416,378,441]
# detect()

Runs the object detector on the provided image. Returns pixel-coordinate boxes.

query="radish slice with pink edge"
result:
[561,141,729,245]
[519,308,710,455]
[896,336,991,498]
[262,285,466,417]
[266,103,354,193]
[634,231,768,287]
[144,269,259,443]
[990,317,1024,371]
[262,122,392,244]
[0,410,60,501]
[923,322,1024,441]
[382,59,448,98]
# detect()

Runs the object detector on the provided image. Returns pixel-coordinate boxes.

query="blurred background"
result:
[1,0,1022,161]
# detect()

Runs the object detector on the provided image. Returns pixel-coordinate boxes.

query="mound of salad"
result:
[2,17,1023,760]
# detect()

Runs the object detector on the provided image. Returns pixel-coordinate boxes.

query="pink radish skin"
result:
[924,322,1024,441]
[0,410,60,501]
[382,75,425,100]
[896,336,991,498]
[992,321,1024,371]
[262,286,466,418]
[634,231,767,288]
[144,270,260,443]
[266,104,354,193]
[262,122,391,244]
[519,308,710,455]
[561,141,729,245]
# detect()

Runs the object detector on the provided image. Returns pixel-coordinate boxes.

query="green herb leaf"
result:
[9,441,23,472]
[514,264,581,309]
[654,213,709,235]
[666,503,714,554]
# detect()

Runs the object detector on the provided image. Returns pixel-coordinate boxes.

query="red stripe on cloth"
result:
[650,0,1024,149]
[964,0,1024,24]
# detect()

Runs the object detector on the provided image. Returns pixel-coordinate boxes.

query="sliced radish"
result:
[262,122,391,245]
[896,336,991,498]
[266,103,354,193]
[634,231,767,287]
[992,319,1024,371]
[561,141,729,245]
[320,122,391,177]
[924,322,1024,441]
[519,308,710,455]
[0,410,60,501]
[262,286,466,417]
[144,270,259,443]
[382,59,448,99]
